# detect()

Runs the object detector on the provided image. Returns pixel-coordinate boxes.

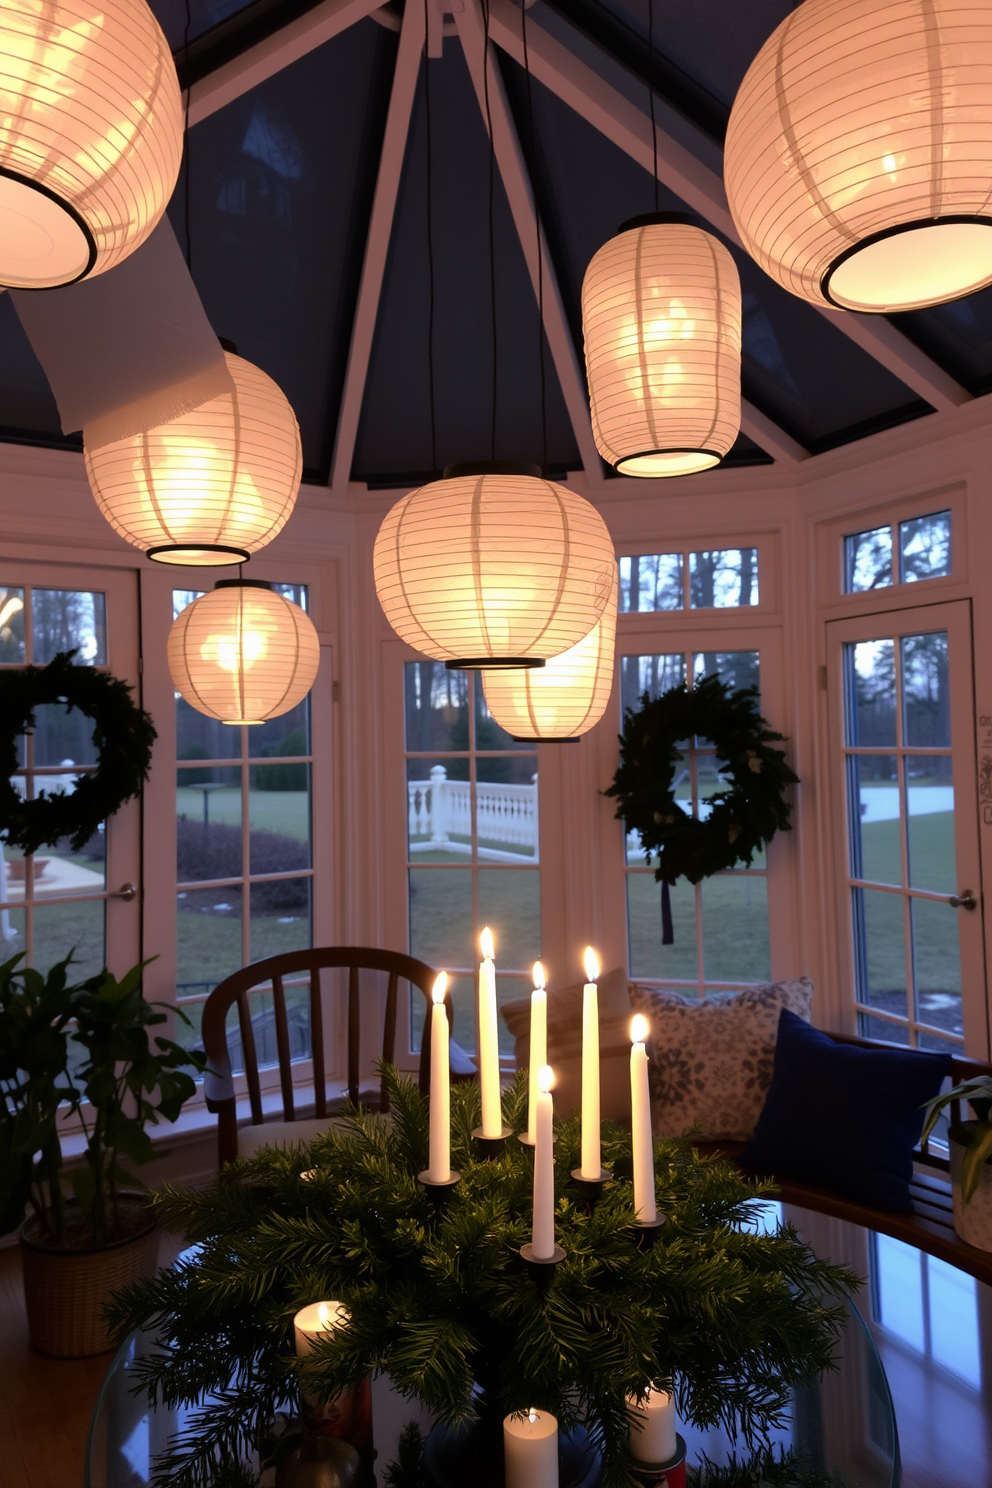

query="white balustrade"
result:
[408,765,538,861]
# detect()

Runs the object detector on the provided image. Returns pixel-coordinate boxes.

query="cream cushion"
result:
[237,1115,341,1157]
[628,978,814,1142]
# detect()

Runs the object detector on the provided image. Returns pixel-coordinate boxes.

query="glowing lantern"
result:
[0,0,183,289]
[85,350,302,566]
[581,215,741,478]
[724,0,992,313]
[482,564,617,739]
[168,581,319,725]
[373,462,615,667]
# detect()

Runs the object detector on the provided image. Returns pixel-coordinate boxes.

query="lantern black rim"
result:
[511,734,581,743]
[0,164,97,288]
[147,544,253,565]
[821,214,992,310]
[614,446,724,475]
[617,211,698,235]
[214,578,274,591]
[445,657,547,670]
[442,460,543,480]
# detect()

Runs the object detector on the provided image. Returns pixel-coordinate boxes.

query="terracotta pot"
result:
[949,1124,992,1254]
[20,1194,159,1357]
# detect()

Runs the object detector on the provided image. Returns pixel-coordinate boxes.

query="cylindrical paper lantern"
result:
[582,215,741,478]
[725,0,992,313]
[0,0,183,289]
[373,462,615,667]
[85,351,302,566]
[482,563,617,739]
[168,580,320,725]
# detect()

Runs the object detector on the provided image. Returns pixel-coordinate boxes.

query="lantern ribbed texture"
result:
[725,0,992,313]
[581,220,741,477]
[372,473,615,665]
[168,584,320,725]
[482,566,617,740]
[0,0,183,289]
[85,353,302,566]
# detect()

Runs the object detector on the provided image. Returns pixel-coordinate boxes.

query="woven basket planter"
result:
[20,1195,159,1357]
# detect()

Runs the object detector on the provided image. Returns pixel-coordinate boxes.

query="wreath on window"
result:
[605,674,799,888]
[0,651,157,856]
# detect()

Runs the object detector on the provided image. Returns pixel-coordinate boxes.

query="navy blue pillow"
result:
[738,1010,951,1212]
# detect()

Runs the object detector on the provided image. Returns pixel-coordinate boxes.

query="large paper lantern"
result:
[482,565,617,740]
[373,462,615,668]
[582,215,741,478]
[168,581,320,725]
[0,0,183,289]
[725,0,992,313]
[85,351,302,566]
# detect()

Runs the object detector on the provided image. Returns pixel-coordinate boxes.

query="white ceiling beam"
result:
[740,401,807,465]
[329,0,425,493]
[454,0,602,482]
[187,0,384,126]
[486,0,971,416]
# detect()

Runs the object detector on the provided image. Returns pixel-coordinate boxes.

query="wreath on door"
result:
[605,674,799,889]
[0,651,156,855]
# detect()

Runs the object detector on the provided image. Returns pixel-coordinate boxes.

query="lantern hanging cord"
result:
[424,0,438,477]
[648,0,659,213]
[482,0,498,462]
[183,0,193,270]
[521,0,548,476]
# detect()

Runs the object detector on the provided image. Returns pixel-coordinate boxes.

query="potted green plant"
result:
[921,1076,992,1252]
[0,952,204,1356]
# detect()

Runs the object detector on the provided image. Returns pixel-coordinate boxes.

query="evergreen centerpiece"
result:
[110,1071,855,1488]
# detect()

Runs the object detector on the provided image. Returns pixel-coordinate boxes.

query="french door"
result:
[0,561,141,980]
[827,600,987,1058]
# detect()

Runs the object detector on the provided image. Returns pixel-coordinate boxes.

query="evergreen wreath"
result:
[0,651,156,855]
[108,1070,855,1488]
[605,675,799,885]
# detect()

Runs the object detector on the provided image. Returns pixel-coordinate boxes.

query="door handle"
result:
[111,882,137,902]
[949,889,977,911]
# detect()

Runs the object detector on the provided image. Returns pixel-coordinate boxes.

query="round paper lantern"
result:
[168,581,320,725]
[85,351,302,566]
[372,462,615,668]
[0,0,183,289]
[482,564,617,740]
[725,0,992,313]
[581,215,741,478]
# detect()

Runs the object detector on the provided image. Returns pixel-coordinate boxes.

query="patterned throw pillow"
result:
[627,979,814,1142]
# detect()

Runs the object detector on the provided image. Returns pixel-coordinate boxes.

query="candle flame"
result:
[432,971,448,1004]
[532,960,545,991]
[481,925,495,960]
[538,1063,555,1093]
[583,946,600,982]
[631,1014,649,1044]
[528,1408,539,1423]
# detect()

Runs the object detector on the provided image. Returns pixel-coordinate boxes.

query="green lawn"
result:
[176,788,309,841]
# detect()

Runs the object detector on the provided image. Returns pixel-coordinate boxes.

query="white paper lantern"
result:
[725,0,992,313]
[373,462,615,667]
[581,215,741,478]
[168,581,320,725]
[85,351,302,566]
[0,0,183,289]
[482,564,617,740]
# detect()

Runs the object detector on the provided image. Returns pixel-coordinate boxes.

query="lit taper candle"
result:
[580,947,601,1179]
[630,1014,657,1223]
[504,1407,559,1488]
[428,972,450,1183]
[478,926,502,1137]
[526,961,547,1145]
[532,1065,556,1259]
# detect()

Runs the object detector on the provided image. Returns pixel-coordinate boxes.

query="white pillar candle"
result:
[580,947,601,1179]
[293,1300,349,1357]
[478,926,502,1137]
[526,961,547,1145]
[531,1065,556,1259]
[428,972,450,1182]
[630,1014,657,1224]
[627,1384,677,1464]
[504,1408,558,1488]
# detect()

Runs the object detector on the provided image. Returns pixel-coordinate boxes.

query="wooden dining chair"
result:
[200,946,451,1164]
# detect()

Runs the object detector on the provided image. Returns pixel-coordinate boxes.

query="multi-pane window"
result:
[621,650,770,993]
[619,548,759,612]
[843,629,962,1050]
[844,510,951,593]
[871,1233,981,1388]
[0,585,111,979]
[404,662,539,1056]
[173,587,314,1069]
